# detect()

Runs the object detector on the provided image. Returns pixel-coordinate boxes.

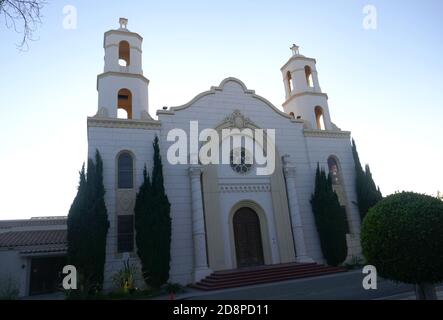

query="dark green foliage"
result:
[361,192,443,285]
[89,151,109,289]
[165,282,185,294]
[67,165,86,276]
[111,259,137,293]
[352,139,383,220]
[135,136,171,289]
[311,164,348,266]
[67,150,109,294]
[134,166,153,285]
[150,136,171,288]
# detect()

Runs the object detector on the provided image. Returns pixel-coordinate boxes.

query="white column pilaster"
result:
[282,157,314,263]
[188,165,212,282]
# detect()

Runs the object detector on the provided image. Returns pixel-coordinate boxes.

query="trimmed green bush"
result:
[362,192,443,287]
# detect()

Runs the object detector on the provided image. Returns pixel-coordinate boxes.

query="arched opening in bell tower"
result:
[315,106,325,130]
[304,65,313,88]
[118,41,130,67]
[286,71,294,94]
[117,88,133,119]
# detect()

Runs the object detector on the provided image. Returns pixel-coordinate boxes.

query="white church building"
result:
[87,19,362,289]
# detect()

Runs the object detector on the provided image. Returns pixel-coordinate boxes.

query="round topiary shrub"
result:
[361,192,443,299]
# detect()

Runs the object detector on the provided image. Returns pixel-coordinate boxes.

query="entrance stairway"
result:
[192,263,347,291]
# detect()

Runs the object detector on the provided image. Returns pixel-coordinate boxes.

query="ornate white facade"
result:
[87,20,362,289]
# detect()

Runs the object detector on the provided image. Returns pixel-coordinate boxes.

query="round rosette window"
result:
[230,148,253,175]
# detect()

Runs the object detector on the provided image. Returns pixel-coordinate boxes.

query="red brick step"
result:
[192,263,346,291]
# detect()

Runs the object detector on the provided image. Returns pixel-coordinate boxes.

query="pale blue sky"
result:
[0,0,442,219]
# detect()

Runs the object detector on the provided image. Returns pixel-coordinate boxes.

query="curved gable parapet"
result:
[212,77,255,94]
[158,77,291,120]
[250,90,292,120]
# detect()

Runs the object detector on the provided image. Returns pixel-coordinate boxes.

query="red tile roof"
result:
[19,244,67,255]
[0,217,67,230]
[0,230,67,248]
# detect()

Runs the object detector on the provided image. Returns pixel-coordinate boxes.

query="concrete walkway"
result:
[21,292,65,300]
[375,286,443,300]
[22,272,442,300]
[156,270,418,300]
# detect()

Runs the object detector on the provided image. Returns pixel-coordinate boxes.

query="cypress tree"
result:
[134,165,153,285]
[67,150,109,294]
[311,164,348,266]
[351,139,383,220]
[152,136,171,288]
[135,136,171,288]
[67,164,87,284]
[89,151,109,290]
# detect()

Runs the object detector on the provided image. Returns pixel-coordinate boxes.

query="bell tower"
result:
[96,18,152,120]
[281,44,332,130]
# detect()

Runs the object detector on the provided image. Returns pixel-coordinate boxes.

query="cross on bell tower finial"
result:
[290,44,300,56]
[119,17,128,30]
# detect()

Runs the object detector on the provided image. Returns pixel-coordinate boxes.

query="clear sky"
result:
[0,0,442,220]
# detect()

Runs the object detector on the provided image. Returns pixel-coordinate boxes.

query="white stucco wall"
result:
[89,77,361,287]
[87,125,159,290]
[159,79,321,269]
[103,31,143,74]
[158,78,360,272]
[97,75,150,120]
[0,250,29,297]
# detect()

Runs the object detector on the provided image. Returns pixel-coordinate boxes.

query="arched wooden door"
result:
[233,207,265,268]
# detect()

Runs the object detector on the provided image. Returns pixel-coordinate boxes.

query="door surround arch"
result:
[228,200,272,268]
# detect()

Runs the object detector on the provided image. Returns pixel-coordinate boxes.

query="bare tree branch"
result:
[0,0,46,50]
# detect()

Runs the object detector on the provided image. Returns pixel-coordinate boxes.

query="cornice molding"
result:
[87,117,161,130]
[189,165,204,177]
[97,72,150,89]
[219,183,271,193]
[303,129,351,139]
[282,91,328,107]
[156,109,175,115]
[104,29,143,42]
[280,55,317,71]
[288,67,320,74]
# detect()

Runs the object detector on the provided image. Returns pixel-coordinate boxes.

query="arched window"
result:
[289,112,295,119]
[118,41,130,67]
[118,88,132,119]
[328,156,340,185]
[118,152,134,189]
[305,65,313,87]
[286,71,294,94]
[230,148,253,175]
[315,106,325,130]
